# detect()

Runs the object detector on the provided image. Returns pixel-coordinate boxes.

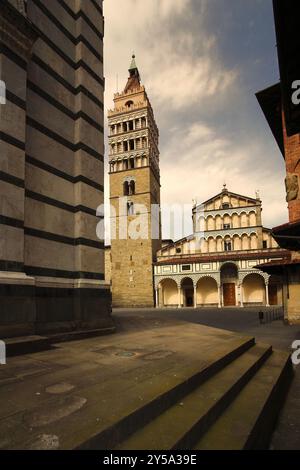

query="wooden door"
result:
[269,285,278,306]
[223,283,236,306]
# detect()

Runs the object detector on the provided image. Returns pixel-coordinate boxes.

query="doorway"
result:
[223,283,236,306]
[181,278,194,307]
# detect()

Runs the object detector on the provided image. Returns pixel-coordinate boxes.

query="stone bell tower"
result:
[108,55,161,307]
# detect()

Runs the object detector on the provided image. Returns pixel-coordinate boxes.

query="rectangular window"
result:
[223,223,231,229]
[224,242,232,251]
[263,240,268,249]
[182,265,191,271]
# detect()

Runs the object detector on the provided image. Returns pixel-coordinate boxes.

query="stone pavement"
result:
[0,314,255,450]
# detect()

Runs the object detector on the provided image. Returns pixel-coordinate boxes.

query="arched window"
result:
[125,100,134,109]
[129,180,135,195]
[123,181,129,196]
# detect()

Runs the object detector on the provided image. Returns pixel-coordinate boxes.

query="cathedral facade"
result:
[154,187,288,308]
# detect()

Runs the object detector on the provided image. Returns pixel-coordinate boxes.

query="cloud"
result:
[103,0,288,241]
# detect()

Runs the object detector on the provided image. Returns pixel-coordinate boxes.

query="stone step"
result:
[48,326,116,344]
[77,336,255,449]
[4,335,52,357]
[194,349,293,450]
[114,344,272,450]
[3,327,116,357]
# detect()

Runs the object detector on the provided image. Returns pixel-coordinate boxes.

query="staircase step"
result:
[77,336,255,449]
[48,326,116,344]
[194,350,293,450]
[114,344,272,450]
[4,335,51,357]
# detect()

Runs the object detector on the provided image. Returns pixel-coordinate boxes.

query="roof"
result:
[155,249,289,266]
[258,257,300,274]
[271,219,300,251]
[255,83,284,157]
[272,0,300,137]
[195,189,259,210]
[124,54,141,93]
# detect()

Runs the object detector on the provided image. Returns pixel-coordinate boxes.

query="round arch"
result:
[196,276,219,307]
[158,278,178,308]
[242,272,266,306]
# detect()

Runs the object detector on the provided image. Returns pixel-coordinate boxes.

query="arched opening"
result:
[232,213,240,228]
[242,234,250,250]
[221,263,238,306]
[249,211,256,226]
[181,278,194,307]
[216,236,223,252]
[242,273,265,306]
[129,180,135,195]
[240,212,248,228]
[233,235,241,251]
[206,216,215,231]
[196,277,218,307]
[125,100,134,109]
[128,120,134,131]
[159,279,178,307]
[123,181,129,196]
[208,237,216,253]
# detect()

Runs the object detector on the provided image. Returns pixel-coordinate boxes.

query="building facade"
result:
[108,56,161,308]
[256,6,300,323]
[154,187,288,308]
[0,0,112,338]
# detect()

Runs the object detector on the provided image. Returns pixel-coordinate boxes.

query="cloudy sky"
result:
[103,0,287,239]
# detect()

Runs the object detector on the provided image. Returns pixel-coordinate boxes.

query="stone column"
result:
[240,282,244,307]
[178,286,181,308]
[194,285,197,308]
[218,284,222,308]
[265,281,270,307]
[155,288,159,308]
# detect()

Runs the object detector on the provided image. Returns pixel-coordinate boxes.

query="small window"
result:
[176,247,182,254]
[129,180,135,195]
[123,181,129,196]
[125,100,134,109]
[129,120,134,131]
[129,158,135,169]
[182,265,191,271]
[127,202,134,216]
[222,203,230,209]
[263,240,268,249]
[223,223,231,229]
[224,241,232,252]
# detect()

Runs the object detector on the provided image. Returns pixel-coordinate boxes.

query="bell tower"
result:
[108,55,161,307]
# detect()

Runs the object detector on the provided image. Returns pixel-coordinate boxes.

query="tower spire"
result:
[124,53,141,93]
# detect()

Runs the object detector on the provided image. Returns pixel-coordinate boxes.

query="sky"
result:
[103,0,287,240]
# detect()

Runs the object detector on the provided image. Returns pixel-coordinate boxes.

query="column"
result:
[235,283,239,306]
[194,285,197,308]
[240,282,244,307]
[155,288,159,308]
[218,285,222,308]
[265,282,270,307]
[178,286,181,308]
